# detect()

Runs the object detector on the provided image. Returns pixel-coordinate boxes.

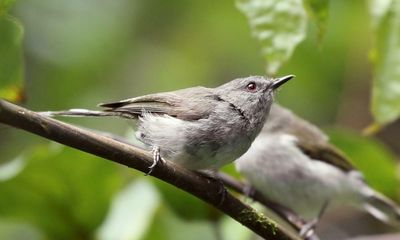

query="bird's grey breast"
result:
[183,94,253,168]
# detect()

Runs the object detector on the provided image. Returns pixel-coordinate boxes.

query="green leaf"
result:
[0,154,25,181]
[0,0,15,15]
[142,206,217,240]
[327,129,399,198]
[302,0,330,40]
[220,215,253,240]
[371,0,400,124]
[0,144,125,239]
[236,0,308,74]
[0,15,24,102]
[368,0,393,28]
[153,179,221,221]
[97,179,161,240]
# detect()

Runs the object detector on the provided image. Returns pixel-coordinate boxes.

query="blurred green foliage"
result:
[0,220,43,240]
[328,129,400,198]
[371,0,400,124]
[0,0,15,14]
[0,0,400,239]
[0,14,23,102]
[302,0,330,39]
[0,144,125,239]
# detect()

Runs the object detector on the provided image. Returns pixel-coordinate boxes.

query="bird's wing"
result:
[294,136,356,172]
[99,87,216,120]
[265,104,356,172]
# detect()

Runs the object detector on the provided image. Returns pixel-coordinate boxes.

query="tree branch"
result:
[0,99,299,240]
[218,173,320,240]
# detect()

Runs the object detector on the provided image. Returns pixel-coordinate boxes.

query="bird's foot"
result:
[243,184,256,200]
[299,219,318,239]
[217,179,228,206]
[146,146,166,176]
[300,200,329,239]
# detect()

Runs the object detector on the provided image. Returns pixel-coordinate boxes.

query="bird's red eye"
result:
[246,82,257,92]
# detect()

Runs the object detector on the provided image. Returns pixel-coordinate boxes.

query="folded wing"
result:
[99,87,216,121]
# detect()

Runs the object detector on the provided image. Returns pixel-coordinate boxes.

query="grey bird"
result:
[43,75,293,173]
[235,104,400,237]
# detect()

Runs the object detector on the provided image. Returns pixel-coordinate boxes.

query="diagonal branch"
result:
[218,173,320,240]
[0,99,299,240]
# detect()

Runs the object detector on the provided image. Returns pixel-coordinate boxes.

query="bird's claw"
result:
[300,219,318,239]
[146,146,165,176]
[300,200,329,239]
[217,181,228,206]
[243,184,256,199]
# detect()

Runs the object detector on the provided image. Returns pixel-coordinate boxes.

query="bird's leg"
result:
[197,170,228,206]
[146,146,166,175]
[216,178,228,206]
[243,184,257,200]
[300,200,330,239]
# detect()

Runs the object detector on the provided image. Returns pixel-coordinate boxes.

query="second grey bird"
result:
[235,104,400,235]
[43,75,293,173]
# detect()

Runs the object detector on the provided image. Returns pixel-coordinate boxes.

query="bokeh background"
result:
[1,0,400,239]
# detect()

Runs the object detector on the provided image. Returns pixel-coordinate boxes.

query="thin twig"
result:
[0,99,299,240]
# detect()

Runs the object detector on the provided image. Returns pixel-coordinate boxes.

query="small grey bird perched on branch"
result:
[235,104,400,237]
[42,75,293,174]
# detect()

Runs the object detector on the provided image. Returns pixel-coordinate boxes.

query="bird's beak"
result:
[271,75,295,90]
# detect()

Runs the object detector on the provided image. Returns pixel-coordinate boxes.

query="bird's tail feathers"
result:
[39,109,136,119]
[363,190,400,226]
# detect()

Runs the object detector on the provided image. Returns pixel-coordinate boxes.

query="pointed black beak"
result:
[271,75,295,90]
